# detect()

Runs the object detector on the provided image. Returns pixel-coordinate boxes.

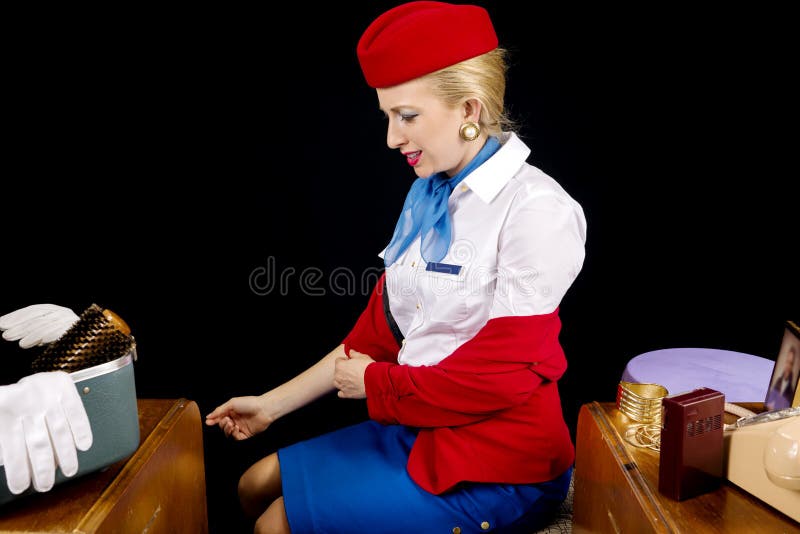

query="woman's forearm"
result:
[260,344,344,422]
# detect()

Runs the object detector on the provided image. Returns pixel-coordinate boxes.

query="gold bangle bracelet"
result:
[616,381,669,424]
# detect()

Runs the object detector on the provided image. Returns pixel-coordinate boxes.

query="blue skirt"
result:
[278,420,571,534]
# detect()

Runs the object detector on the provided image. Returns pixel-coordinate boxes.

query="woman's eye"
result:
[379,111,418,122]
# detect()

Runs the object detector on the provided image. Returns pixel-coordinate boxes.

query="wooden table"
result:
[0,398,208,533]
[572,401,800,533]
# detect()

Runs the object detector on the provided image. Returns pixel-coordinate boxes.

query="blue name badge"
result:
[425,262,462,275]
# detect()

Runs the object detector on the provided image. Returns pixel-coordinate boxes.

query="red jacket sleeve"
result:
[341,272,400,364]
[364,310,565,427]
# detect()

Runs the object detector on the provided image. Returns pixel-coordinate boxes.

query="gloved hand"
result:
[0,304,79,349]
[0,371,92,494]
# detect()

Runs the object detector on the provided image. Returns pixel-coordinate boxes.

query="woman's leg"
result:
[239,453,283,518]
[254,497,291,534]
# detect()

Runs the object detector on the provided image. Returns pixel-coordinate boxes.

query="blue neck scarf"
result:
[384,136,501,267]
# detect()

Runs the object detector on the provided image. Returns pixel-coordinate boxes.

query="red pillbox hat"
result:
[357,1,498,88]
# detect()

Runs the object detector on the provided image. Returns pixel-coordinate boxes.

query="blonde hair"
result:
[424,48,514,137]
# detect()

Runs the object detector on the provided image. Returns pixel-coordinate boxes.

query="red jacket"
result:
[343,273,574,494]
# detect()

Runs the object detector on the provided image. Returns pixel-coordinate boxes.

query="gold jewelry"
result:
[624,423,662,452]
[459,121,480,141]
[616,381,668,424]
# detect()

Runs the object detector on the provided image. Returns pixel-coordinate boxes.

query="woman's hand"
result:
[334,350,375,399]
[205,395,274,440]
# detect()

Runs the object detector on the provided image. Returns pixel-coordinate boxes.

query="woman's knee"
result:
[239,453,282,516]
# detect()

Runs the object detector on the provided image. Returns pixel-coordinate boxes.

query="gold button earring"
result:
[459,121,480,141]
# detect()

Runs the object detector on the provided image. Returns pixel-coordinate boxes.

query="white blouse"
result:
[381,132,587,367]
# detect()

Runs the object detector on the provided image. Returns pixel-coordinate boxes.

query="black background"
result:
[1,3,796,531]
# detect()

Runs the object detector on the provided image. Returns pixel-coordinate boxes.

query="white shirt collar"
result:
[463,132,530,204]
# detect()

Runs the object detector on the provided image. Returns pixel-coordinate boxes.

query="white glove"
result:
[0,371,92,494]
[0,304,79,349]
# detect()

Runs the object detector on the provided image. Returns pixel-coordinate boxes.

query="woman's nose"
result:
[386,120,406,149]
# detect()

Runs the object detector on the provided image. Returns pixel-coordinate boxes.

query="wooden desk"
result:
[0,398,208,533]
[572,402,799,533]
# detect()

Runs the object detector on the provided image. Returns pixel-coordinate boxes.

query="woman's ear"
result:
[463,98,482,123]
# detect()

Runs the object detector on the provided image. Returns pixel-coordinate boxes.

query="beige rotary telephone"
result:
[724,405,800,521]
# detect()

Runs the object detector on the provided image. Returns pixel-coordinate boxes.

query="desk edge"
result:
[586,401,678,533]
[74,398,195,533]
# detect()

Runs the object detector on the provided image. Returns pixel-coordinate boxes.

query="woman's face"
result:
[785,348,797,377]
[377,77,478,178]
